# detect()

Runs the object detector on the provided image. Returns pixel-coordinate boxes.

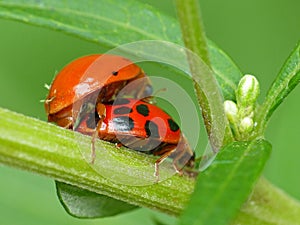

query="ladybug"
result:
[75,98,195,178]
[45,54,152,128]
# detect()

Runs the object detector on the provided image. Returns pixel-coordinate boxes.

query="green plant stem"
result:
[232,177,300,225]
[1,108,300,224]
[175,0,210,66]
[175,0,233,149]
[0,108,193,215]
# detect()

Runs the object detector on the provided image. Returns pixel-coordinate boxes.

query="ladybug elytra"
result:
[45,54,152,128]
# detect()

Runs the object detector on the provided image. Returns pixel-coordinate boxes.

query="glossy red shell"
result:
[100,99,181,144]
[45,54,144,115]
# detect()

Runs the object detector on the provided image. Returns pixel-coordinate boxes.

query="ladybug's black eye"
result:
[112,71,118,76]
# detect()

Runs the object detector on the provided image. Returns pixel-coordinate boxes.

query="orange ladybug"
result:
[45,54,152,128]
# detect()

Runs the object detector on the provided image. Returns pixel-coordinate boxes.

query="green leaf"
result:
[56,181,137,218]
[256,42,300,135]
[0,0,182,46]
[0,0,241,101]
[179,139,271,225]
[152,218,170,225]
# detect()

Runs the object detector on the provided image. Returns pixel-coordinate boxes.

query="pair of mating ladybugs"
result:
[44,54,195,179]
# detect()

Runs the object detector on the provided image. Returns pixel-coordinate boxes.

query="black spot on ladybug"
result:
[168,118,179,132]
[112,71,118,76]
[112,116,134,132]
[113,98,130,105]
[113,106,133,115]
[145,120,160,138]
[136,104,149,117]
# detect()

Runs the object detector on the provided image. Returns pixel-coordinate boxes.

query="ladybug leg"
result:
[154,145,180,182]
[169,137,195,174]
[91,103,106,164]
[170,151,185,175]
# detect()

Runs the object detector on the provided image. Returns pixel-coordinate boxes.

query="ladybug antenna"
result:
[153,87,167,96]
[143,88,167,104]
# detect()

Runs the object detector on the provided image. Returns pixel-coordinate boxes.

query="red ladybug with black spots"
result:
[75,98,195,178]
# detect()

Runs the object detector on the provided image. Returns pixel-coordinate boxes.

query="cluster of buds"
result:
[224,75,260,139]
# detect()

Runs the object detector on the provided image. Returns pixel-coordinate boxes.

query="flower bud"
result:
[239,117,254,133]
[224,100,238,123]
[236,74,260,108]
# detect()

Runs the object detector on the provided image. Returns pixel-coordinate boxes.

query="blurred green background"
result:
[0,0,299,224]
